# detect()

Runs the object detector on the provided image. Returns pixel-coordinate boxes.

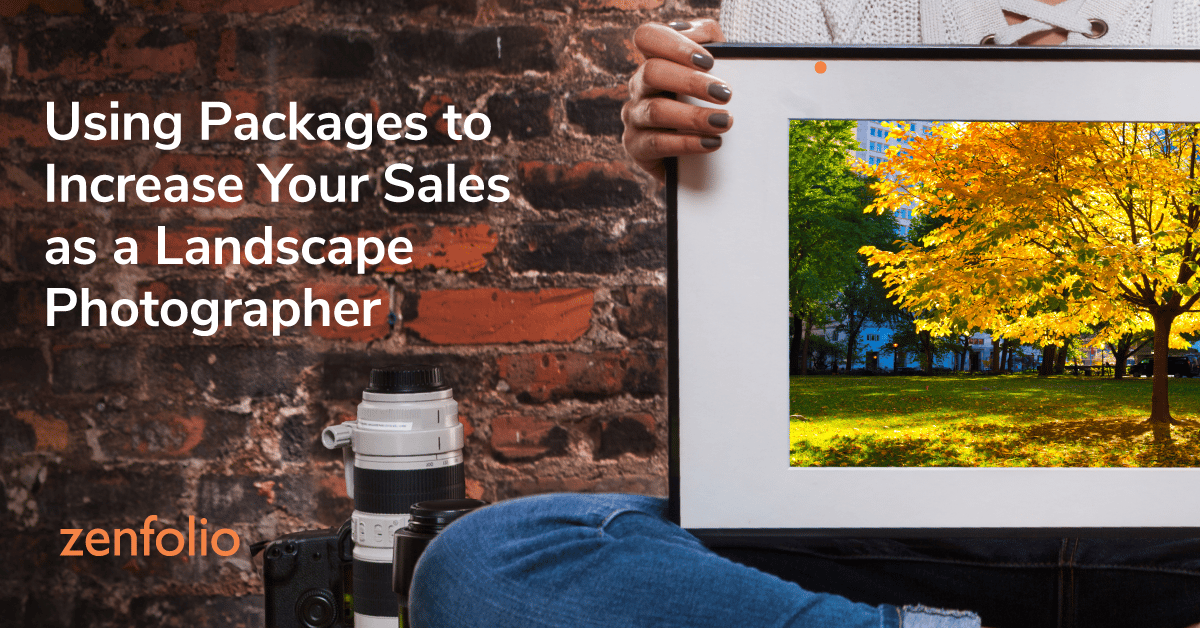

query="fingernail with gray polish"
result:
[708,113,730,128]
[701,136,722,149]
[670,21,691,31]
[692,53,714,70]
[707,83,732,103]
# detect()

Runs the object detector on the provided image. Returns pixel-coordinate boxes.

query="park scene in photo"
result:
[787,119,1200,467]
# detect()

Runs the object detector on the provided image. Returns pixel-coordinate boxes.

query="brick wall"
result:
[0,0,717,624]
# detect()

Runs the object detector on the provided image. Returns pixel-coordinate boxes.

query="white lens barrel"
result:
[322,372,465,627]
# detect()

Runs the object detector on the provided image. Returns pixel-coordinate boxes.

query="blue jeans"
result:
[409,494,979,628]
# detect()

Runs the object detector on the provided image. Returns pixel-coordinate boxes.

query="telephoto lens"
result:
[322,365,466,628]
[393,499,489,628]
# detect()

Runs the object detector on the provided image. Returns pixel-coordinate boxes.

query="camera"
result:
[259,364,466,628]
[261,522,353,628]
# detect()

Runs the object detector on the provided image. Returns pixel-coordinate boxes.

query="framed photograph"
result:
[669,45,1200,533]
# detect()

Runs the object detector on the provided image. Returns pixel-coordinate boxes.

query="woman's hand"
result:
[622,18,730,181]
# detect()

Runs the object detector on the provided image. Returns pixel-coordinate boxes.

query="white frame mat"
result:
[671,45,1200,531]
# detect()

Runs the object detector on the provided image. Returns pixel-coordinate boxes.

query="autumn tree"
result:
[862,122,1200,439]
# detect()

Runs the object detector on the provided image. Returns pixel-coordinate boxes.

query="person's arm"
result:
[621,19,731,182]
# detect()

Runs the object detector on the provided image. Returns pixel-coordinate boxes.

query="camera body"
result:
[263,523,354,628]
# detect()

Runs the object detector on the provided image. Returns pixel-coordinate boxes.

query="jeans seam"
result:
[598,508,641,537]
[1070,563,1200,576]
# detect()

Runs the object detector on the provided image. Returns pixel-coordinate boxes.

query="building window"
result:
[866,334,880,341]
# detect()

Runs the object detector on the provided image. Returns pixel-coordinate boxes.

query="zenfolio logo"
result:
[61,515,240,557]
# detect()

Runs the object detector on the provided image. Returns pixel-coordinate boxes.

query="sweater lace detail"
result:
[991,0,1101,44]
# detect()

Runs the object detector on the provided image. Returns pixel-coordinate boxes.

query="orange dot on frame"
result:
[814,61,827,74]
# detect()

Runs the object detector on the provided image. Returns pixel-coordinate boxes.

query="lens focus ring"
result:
[353,464,466,515]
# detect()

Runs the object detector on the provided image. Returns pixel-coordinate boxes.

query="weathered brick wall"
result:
[0,0,716,625]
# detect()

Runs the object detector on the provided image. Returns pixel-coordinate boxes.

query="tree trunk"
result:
[789,320,802,375]
[989,336,1001,372]
[1110,343,1125,379]
[801,319,812,376]
[845,332,857,373]
[1038,345,1056,378]
[1054,343,1068,374]
[1148,308,1179,442]
[920,331,933,373]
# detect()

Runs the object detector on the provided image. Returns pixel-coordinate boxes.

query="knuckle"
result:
[646,133,663,156]
[632,22,658,50]
[643,99,666,127]
[627,68,646,96]
[642,57,667,79]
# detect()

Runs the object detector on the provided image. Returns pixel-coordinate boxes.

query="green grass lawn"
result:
[789,374,1200,467]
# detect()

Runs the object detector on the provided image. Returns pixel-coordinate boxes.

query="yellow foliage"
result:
[858,122,1200,349]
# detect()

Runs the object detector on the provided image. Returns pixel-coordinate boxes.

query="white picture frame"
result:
[670,45,1200,532]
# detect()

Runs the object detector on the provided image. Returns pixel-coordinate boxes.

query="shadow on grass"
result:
[1022,417,1200,440]
[792,420,1200,467]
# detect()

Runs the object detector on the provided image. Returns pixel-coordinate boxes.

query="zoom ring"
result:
[353,465,466,515]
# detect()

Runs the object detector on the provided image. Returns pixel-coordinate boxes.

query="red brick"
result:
[489,413,568,460]
[233,29,375,80]
[217,29,240,81]
[486,92,552,141]
[1,0,85,16]
[459,411,474,438]
[423,94,456,138]
[406,288,592,345]
[496,350,663,402]
[371,224,496,273]
[591,413,656,459]
[465,477,484,500]
[613,285,666,341]
[128,0,301,13]
[581,27,641,74]
[567,87,628,136]
[104,413,207,458]
[299,282,390,342]
[18,27,198,80]
[493,475,667,500]
[13,410,69,452]
[518,161,643,210]
[0,110,49,148]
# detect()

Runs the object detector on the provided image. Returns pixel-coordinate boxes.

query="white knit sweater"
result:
[719,0,1200,46]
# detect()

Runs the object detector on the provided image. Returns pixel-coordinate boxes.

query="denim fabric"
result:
[409,494,980,628]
